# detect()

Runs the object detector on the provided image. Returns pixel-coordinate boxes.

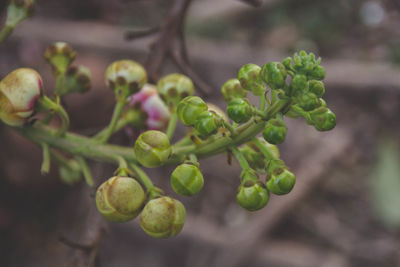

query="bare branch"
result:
[124,26,160,40]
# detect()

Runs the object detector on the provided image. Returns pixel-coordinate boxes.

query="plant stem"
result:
[252,137,277,160]
[55,74,65,96]
[230,146,250,172]
[95,100,126,143]
[166,112,178,140]
[259,94,266,110]
[76,156,94,187]
[40,142,51,174]
[38,96,70,136]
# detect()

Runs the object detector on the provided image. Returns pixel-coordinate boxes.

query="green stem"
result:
[252,137,277,160]
[230,146,251,172]
[40,142,51,174]
[38,96,70,136]
[271,90,277,104]
[166,112,178,140]
[0,25,14,43]
[129,163,162,199]
[114,156,129,176]
[96,109,143,139]
[259,94,266,110]
[222,121,238,137]
[95,100,126,143]
[76,156,94,187]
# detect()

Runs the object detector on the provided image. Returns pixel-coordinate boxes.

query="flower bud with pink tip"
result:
[129,84,170,131]
[0,68,42,126]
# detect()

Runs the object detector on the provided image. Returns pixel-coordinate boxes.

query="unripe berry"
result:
[157,73,194,107]
[0,68,42,126]
[171,163,204,196]
[177,96,207,126]
[44,42,76,74]
[266,168,296,195]
[134,130,172,168]
[263,118,287,145]
[237,64,265,96]
[140,196,186,238]
[237,180,269,211]
[221,78,247,102]
[194,111,219,137]
[309,107,336,131]
[308,80,325,98]
[227,98,252,123]
[261,62,287,90]
[105,60,147,93]
[96,176,146,222]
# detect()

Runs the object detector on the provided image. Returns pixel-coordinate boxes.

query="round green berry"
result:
[140,196,186,238]
[260,62,287,90]
[171,163,204,196]
[237,64,265,96]
[177,96,207,126]
[266,168,296,195]
[134,130,172,168]
[194,111,219,137]
[237,180,270,211]
[309,107,336,131]
[263,118,287,145]
[227,98,252,123]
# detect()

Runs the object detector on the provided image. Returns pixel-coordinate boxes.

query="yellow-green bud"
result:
[140,196,186,238]
[61,65,91,96]
[171,163,204,196]
[221,78,247,102]
[177,96,207,126]
[157,73,194,107]
[266,168,296,195]
[261,62,287,90]
[96,176,146,222]
[0,68,42,126]
[105,60,147,94]
[238,64,265,96]
[6,0,35,27]
[237,180,270,211]
[44,42,76,74]
[134,130,172,168]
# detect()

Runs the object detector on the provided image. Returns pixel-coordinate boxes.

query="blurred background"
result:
[1,0,400,266]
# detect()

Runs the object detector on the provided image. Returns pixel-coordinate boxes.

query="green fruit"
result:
[140,196,186,238]
[263,118,287,145]
[96,176,146,222]
[237,180,270,211]
[134,130,172,168]
[227,98,252,123]
[260,62,287,90]
[171,163,204,196]
[177,96,207,126]
[237,64,265,96]
[266,168,296,195]
[221,78,247,102]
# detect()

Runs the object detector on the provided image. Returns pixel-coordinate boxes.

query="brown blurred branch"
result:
[238,0,263,7]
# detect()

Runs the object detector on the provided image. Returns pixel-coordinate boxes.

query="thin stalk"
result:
[38,96,70,136]
[95,100,126,143]
[76,156,94,187]
[40,142,51,174]
[129,163,161,199]
[252,138,277,160]
[166,112,178,140]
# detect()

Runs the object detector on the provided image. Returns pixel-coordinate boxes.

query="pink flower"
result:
[129,84,170,131]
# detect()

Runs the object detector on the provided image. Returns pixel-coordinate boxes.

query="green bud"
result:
[309,80,325,97]
[140,196,186,238]
[237,180,270,211]
[291,74,307,95]
[221,78,247,102]
[58,160,81,185]
[157,73,194,107]
[266,168,296,195]
[6,0,34,27]
[309,107,336,131]
[298,92,320,111]
[309,65,326,81]
[177,96,207,126]
[194,111,219,137]
[237,64,265,96]
[105,60,147,94]
[134,130,172,168]
[60,66,91,96]
[227,98,252,123]
[260,62,287,90]
[242,138,280,173]
[44,42,76,74]
[96,176,146,222]
[171,163,204,196]
[263,118,287,145]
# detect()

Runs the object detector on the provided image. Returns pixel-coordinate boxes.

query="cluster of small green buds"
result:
[262,115,287,145]
[157,73,194,108]
[0,68,42,126]
[44,42,76,75]
[5,0,34,28]
[266,160,296,195]
[261,62,287,90]
[177,96,207,126]
[221,78,247,102]
[105,60,147,94]
[236,170,269,211]
[96,176,146,222]
[237,64,265,96]
[140,196,186,238]
[134,130,172,168]
[283,50,325,80]
[171,163,204,196]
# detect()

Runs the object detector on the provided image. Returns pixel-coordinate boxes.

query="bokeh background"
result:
[1,0,400,266]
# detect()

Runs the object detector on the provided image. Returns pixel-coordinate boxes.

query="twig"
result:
[124,26,159,40]
[238,0,263,7]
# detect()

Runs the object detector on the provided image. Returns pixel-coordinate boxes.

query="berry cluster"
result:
[0,40,336,239]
